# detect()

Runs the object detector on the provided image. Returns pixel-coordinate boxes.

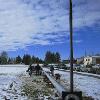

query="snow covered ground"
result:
[0,65,100,100]
[43,68,100,100]
[0,65,28,100]
[0,65,28,74]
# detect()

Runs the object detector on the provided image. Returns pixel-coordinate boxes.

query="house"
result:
[77,57,84,64]
[84,56,100,65]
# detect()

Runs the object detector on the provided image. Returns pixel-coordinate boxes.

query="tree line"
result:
[0,51,61,65]
[45,51,61,63]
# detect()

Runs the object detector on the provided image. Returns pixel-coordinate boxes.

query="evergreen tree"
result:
[45,51,52,63]
[0,51,8,64]
[39,58,44,63]
[32,56,43,63]
[8,58,11,64]
[55,52,61,63]
[31,56,36,63]
[45,51,61,63]
[22,54,31,65]
[0,57,1,64]
[51,53,56,63]
[16,55,22,64]
[8,58,15,64]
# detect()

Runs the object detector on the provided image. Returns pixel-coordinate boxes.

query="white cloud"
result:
[0,0,100,51]
[73,0,100,29]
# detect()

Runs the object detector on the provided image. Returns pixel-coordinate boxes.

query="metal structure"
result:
[62,91,82,100]
[42,0,83,99]
[68,0,83,99]
[43,70,66,96]
[69,0,74,93]
[42,68,82,100]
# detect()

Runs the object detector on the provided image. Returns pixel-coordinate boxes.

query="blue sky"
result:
[0,0,100,60]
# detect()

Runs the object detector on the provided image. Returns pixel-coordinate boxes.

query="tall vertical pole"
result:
[69,0,74,92]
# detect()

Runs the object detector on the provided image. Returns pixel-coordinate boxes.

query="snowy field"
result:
[0,65,100,100]
[43,68,100,100]
[0,65,28,100]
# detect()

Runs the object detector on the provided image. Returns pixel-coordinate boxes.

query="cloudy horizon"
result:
[0,0,100,59]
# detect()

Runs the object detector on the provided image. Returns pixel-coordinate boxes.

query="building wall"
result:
[77,58,84,64]
[92,57,96,64]
[84,57,93,65]
[84,56,100,65]
[96,58,100,64]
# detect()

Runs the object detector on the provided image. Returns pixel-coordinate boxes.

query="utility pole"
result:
[69,0,74,93]
[62,0,82,99]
